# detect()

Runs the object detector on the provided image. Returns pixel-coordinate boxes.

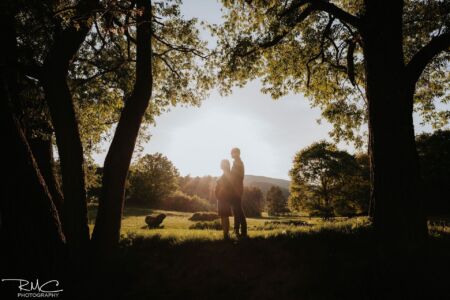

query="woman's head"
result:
[220,159,230,173]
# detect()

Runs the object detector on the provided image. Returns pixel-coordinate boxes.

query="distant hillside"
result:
[244,175,290,198]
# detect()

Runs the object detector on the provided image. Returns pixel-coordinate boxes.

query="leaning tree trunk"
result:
[0,11,66,279]
[29,137,64,219]
[92,0,153,253]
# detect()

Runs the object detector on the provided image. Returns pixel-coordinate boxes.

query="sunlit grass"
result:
[87,205,379,244]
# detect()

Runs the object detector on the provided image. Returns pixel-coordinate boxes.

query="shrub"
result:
[189,220,222,230]
[159,191,214,212]
[189,212,219,221]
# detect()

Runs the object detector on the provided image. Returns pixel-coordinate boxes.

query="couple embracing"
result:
[214,147,248,240]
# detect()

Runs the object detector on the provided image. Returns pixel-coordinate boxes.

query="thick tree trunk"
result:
[0,12,65,278]
[362,0,427,248]
[92,0,153,252]
[41,64,90,255]
[40,0,98,256]
[29,137,64,219]
[360,3,429,296]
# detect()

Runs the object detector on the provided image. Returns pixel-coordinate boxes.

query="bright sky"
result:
[93,0,443,180]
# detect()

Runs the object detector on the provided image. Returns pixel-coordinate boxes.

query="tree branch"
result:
[281,0,360,29]
[405,32,450,86]
[236,0,360,58]
[308,0,360,28]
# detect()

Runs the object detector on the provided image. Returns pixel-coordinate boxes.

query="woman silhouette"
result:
[215,159,233,239]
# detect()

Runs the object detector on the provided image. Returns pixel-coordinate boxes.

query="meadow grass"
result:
[87,205,373,243]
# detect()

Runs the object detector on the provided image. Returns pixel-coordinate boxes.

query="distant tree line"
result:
[109,153,285,216]
[77,129,450,219]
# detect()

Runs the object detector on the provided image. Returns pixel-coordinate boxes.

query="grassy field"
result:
[87,205,372,243]
[83,206,450,299]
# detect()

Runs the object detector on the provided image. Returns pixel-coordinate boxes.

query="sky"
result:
[140,0,338,180]
[93,0,444,180]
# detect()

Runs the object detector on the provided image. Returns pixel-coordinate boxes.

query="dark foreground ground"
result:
[73,229,450,300]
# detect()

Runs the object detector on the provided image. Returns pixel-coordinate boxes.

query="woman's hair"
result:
[220,159,231,172]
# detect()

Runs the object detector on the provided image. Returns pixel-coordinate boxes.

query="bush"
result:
[257,220,310,230]
[189,212,219,221]
[189,220,222,230]
[159,191,214,212]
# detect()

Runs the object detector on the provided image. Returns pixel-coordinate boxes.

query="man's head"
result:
[231,147,241,159]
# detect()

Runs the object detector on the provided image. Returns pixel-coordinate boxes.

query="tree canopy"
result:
[289,141,369,217]
[16,0,214,160]
[212,0,449,147]
[128,153,179,207]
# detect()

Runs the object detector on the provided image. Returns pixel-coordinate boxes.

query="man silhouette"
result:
[230,147,247,238]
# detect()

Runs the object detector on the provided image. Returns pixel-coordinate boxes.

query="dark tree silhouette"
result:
[416,130,450,215]
[0,10,65,278]
[40,0,100,259]
[29,137,64,219]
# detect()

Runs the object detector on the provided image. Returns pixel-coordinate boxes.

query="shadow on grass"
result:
[82,228,450,300]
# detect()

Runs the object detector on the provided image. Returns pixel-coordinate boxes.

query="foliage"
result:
[14,0,214,161]
[289,141,369,217]
[188,220,222,230]
[189,212,219,221]
[416,130,450,215]
[266,185,289,216]
[127,153,179,207]
[160,191,214,212]
[242,186,264,217]
[212,0,449,147]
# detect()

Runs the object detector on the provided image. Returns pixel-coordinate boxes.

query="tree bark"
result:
[362,0,428,249]
[40,0,99,256]
[29,137,64,219]
[92,0,153,252]
[0,10,66,278]
[41,69,90,253]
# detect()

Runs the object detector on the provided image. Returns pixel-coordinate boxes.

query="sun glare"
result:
[152,109,276,178]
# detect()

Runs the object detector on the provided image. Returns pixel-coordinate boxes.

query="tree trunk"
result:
[29,137,64,219]
[360,3,429,296]
[0,11,66,278]
[92,0,153,252]
[362,0,427,249]
[41,64,90,256]
[40,0,98,256]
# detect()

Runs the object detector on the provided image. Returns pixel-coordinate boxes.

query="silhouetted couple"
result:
[215,147,248,240]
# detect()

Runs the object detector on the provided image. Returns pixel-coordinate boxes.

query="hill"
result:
[244,175,290,198]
